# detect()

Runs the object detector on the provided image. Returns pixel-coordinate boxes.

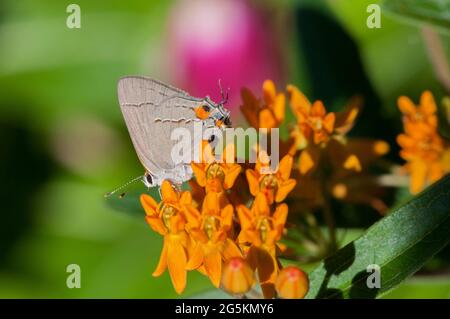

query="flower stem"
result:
[322,193,337,253]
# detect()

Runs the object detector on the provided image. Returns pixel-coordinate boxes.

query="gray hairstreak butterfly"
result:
[105,76,231,197]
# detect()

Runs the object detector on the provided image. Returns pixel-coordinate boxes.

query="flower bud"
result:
[275,266,309,299]
[221,257,255,295]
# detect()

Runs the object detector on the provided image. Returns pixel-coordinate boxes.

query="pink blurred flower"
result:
[168,0,282,114]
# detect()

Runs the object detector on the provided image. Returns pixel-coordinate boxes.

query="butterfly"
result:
[106,76,231,197]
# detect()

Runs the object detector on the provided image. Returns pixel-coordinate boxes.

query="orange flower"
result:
[275,266,309,299]
[237,194,288,298]
[140,180,193,294]
[191,142,241,196]
[397,91,450,194]
[184,192,242,287]
[221,257,255,295]
[287,85,335,145]
[398,91,438,138]
[287,84,363,176]
[240,80,285,129]
[288,84,360,147]
[246,153,296,204]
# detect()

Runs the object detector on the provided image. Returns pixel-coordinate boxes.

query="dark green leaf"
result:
[306,174,450,299]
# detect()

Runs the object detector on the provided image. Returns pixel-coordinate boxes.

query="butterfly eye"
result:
[202,105,211,112]
[145,173,154,186]
[224,117,232,127]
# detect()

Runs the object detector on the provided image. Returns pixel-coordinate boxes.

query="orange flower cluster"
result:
[141,139,306,298]
[241,80,390,213]
[397,91,450,194]
[139,81,449,299]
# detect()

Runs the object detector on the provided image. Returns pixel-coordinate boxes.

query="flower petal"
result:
[343,154,362,172]
[145,215,167,235]
[273,94,286,123]
[246,169,260,196]
[223,238,243,260]
[420,90,437,115]
[278,155,293,180]
[311,100,326,117]
[254,193,270,216]
[410,159,427,194]
[259,109,277,129]
[287,84,311,117]
[161,180,178,203]
[323,112,335,133]
[240,88,259,128]
[140,194,158,216]
[179,191,192,205]
[273,203,288,230]
[221,204,234,230]
[186,244,204,271]
[205,250,222,288]
[224,165,241,190]
[191,163,206,187]
[398,96,416,115]
[263,79,276,105]
[275,179,296,202]
[237,205,253,231]
[334,96,361,134]
[152,237,168,277]
[202,192,220,215]
[299,150,315,175]
[167,237,187,294]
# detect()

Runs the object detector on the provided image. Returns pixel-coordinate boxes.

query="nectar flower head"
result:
[288,84,360,148]
[221,257,255,295]
[246,152,296,204]
[396,91,450,194]
[191,142,241,194]
[275,266,309,299]
[287,85,335,145]
[140,180,194,295]
[237,194,288,298]
[185,192,242,287]
[398,91,438,138]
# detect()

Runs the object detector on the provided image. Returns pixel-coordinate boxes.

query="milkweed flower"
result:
[240,80,285,129]
[191,142,241,196]
[140,180,194,294]
[246,152,296,204]
[184,192,242,287]
[275,266,309,299]
[287,84,363,175]
[237,194,288,298]
[397,91,450,194]
[221,257,255,295]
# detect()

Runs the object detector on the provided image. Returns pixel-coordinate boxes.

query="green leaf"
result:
[382,0,450,33]
[306,174,450,299]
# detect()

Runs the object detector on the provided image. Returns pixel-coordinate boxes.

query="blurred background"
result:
[0,0,449,298]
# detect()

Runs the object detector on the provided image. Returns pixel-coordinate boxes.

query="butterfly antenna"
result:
[218,79,230,105]
[104,175,144,198]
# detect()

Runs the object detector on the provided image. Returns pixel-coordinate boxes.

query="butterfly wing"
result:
[118,76,203,182]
